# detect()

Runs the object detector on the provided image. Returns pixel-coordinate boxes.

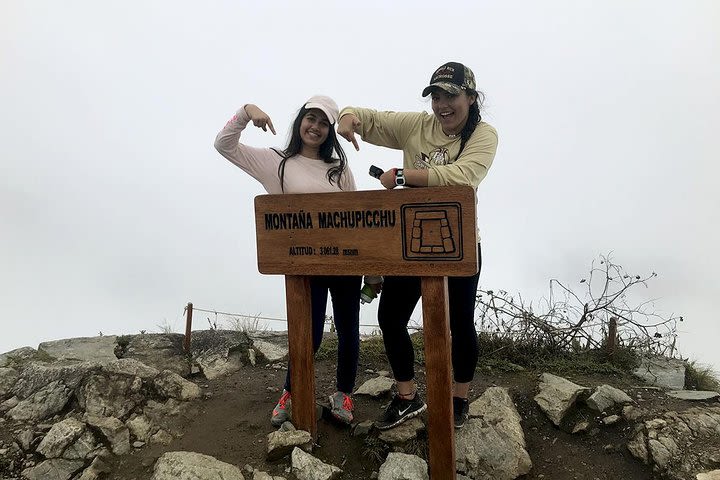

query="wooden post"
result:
[184,302,193,353]
[285,276,316,437]
[607,316,617,357]
[422,277,456,480]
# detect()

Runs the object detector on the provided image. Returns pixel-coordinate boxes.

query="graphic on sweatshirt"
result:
[414,147,449,169]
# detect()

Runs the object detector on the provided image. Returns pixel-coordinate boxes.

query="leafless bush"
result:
[476,254,681,358]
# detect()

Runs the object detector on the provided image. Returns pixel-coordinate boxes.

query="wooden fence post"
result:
[606,317,617,357]
[184,302,193,353]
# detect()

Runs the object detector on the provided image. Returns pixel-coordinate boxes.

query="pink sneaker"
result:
[271,390,291,427]
[329,391,354,424]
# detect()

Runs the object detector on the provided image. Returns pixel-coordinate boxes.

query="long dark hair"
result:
[455,90,485,161]
[271,106,348,193]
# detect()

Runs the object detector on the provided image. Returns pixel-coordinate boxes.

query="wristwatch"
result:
[394,168,406,187]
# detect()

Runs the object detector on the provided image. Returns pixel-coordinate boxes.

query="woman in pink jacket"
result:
[214,95,361,426]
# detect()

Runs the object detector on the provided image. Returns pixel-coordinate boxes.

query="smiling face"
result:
[299,108,331,157]
[431,89,476,136]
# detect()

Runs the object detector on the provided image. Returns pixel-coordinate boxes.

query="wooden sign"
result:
[254,186,478,276]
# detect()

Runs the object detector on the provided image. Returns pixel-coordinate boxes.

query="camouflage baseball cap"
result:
[421,62,476,97]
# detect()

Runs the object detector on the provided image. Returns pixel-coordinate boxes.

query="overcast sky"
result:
[2,1,719,372]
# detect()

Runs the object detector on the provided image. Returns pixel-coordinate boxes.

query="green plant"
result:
[156,319,175,334]
[227,315,268,334]
[685,360,720,391]
[362,436,389,464]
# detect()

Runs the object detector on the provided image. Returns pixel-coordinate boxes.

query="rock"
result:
[15,428,34,451]
[77,372,143,419]
[667,390,720,401]
[378,452,428,480]
[11,361,99,399]
[191,330,250,379]
[103,358,160,380]
[151,451,245,479]
[0,346,37,367]
[633,356,686,390]
[0,366,19,397]
[697,470,720,480]
[586,384,633,412]
[21,458,85,480]
[572,421,589,434]
[622,405,644,421]
[7,380,73,422]
[248,332,289,363]
[378,417,425,444]
[150,429,175,445]
[602,415,621,425]
[153,370,201,401]
[38,336,118,363]
[291,447,342,480]
[534,373,591,427]
[76,455,112,480]
[123,334,190,376]
[352,420,374,437]
[0,395,19,412]
[126,414,153,442]
[627,430,648,463]
[37,418,97,460]
[457,387,532,480]
[355,376,395,397]
[86,415,131,455]
[267,429,313,461]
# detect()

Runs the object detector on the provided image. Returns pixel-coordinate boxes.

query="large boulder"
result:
[456,387,532,480]
[38,336,118,363]
[122,334,189,376]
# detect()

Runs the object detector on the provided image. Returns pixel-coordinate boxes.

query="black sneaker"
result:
[453,396,469,429]
[376,393,427,430]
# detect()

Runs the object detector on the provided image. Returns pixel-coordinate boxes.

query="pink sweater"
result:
[214,106,356,194]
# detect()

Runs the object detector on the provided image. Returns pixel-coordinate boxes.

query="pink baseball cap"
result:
[304,95,339,124]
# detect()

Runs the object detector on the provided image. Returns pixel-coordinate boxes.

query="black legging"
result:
[378,245,481,384]
[284,275,361,394]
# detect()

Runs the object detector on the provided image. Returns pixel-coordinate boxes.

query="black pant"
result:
[284,275,361,394]
[378,245,481,384]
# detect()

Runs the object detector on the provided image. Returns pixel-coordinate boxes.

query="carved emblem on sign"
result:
[401,202,463,261]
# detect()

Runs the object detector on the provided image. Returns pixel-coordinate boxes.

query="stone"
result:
[0,367,19,397]
[267,430,313,461]
[586,384,633,412]
[291,447,342,480]
[697,470,720,480]
[534,373,591,427]
[377,417,425,444]
[126,415,153,442]
[21,458,85,480]
[7,380,73,422]
[37,418,97,460]
[0,346,37,368]
[86,415,131,455]
[38,336,118,363]
[153,370,201,401]
[602,415,621,425]
[378,452,428,480]
[355,376,395,397]
[456,387,532,480]
[77,372,143,419]
[634,356,686,389]
[667,390,720,401]
[151,451,245,479]
[123,334,190,376]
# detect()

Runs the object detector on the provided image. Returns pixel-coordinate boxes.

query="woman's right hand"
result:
[243,104,276,135]
[337,114,361,151]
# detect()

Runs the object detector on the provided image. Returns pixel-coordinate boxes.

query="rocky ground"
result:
[1,331,719,480]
